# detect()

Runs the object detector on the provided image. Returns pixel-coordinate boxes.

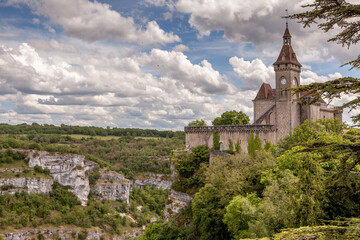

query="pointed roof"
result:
[283,26,291,37]
[273,26,301,67]
[254,83,276,100]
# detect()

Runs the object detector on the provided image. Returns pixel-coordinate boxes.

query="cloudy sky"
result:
[0,0,358,130]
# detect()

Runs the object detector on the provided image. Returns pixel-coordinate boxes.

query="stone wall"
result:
[185,125,277,153]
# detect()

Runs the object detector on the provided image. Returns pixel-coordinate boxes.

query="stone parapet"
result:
[185,124,276,133]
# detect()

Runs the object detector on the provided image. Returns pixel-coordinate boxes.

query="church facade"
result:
[185,25,342,152]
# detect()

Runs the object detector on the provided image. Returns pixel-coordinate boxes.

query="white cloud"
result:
[230,57,275,90]
[6,0,180,46]
[0,42,252,129]
[140,49,236,95]
[173,44,189,52]
[176,0,281,41]
[29,39,77,53]
[300,71,342,85]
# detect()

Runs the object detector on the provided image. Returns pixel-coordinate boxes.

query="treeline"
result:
[0,123,184,138]
[0,134,184,178]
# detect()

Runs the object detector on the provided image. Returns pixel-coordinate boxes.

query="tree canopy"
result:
[288,0,360,124]
[212,110,250,126]
[188,119,207,127]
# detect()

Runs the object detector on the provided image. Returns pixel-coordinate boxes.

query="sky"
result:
[0,0,358,130]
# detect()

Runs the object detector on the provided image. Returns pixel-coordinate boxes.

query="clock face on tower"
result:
[281,77,287,85]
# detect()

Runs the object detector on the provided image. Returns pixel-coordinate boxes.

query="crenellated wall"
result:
[185,125,277,153]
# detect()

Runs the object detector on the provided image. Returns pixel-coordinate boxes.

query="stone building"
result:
[185,24,342,152]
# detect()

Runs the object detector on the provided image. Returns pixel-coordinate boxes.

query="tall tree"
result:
[289,0,360,124]
[188,120,207,127]
[212,110,250,125]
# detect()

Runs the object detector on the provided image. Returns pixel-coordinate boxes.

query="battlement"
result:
[185,124,276,133]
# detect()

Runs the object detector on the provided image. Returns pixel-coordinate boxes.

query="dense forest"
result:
[140,119,360,240]
[0,124,184,178]
[0,123,184,139]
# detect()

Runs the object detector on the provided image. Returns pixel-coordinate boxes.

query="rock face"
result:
[163,190,193,221]
[1,227,143,240]
[132,173,173,190]
[28,151,96,206]
[2,228,104,240]
[91,169,131,203]
[0,177,53,195]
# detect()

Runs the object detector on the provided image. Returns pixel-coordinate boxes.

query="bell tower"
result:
[273,18,302,140]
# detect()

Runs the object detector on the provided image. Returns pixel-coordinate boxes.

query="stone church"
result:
[185,24,343,152]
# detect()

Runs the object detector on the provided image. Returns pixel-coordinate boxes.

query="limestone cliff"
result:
[91,169,131,203]
[1,227,143,240]
[132,173,173,190]
[28,151,96,205]
[163,190,193,221]
[0,176,53,195]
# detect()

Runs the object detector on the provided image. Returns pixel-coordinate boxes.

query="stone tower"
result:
[273,24,302,140]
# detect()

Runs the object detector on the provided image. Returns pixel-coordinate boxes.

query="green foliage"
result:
[172,145,209,194]
[33,166,50,175]
[274,218,360,240]
[0,130,185,178]
[278,118,345,153]
[213,131,220,150]
[247,133,261,156]
[289,1,360,124]
[0,123,184,138]
[0,149,27,164]
[228,139,233,152]
[264,141,272,151]
[140,221,196,240]
[235,140,241,153]
[212,110,250,125]
[89,167,101,185]
[188,119,207,127]
[37,233,44,240]
[130,186,169,216]
[192,151,276,239]
[1,184,15,191]
[223,193,261,239]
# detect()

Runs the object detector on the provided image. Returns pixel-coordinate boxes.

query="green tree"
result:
[188,119,207,127]
[223,194,261,239]
[235,140,241,153]
[247,133,261,156]
[289,0,360,124]
[212,110,250,125]
[228,139,233,152]
[192,151,276,239]
[213,131,220,150]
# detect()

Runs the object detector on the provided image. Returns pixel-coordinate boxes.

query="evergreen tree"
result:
[289,0,360,124]
[213,131,220,150]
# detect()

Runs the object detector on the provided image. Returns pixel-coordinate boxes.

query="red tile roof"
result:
[273,45,301,66]
[254,83,276,100]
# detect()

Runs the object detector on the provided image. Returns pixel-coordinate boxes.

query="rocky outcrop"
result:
[1,227,143,240]
[132,173,173,190]
[91,169,131,203]
[0,168,22,173]
[0,177,53,195]
[2,228,104,240]
[163,190,193,221]
[28,151,97,206]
